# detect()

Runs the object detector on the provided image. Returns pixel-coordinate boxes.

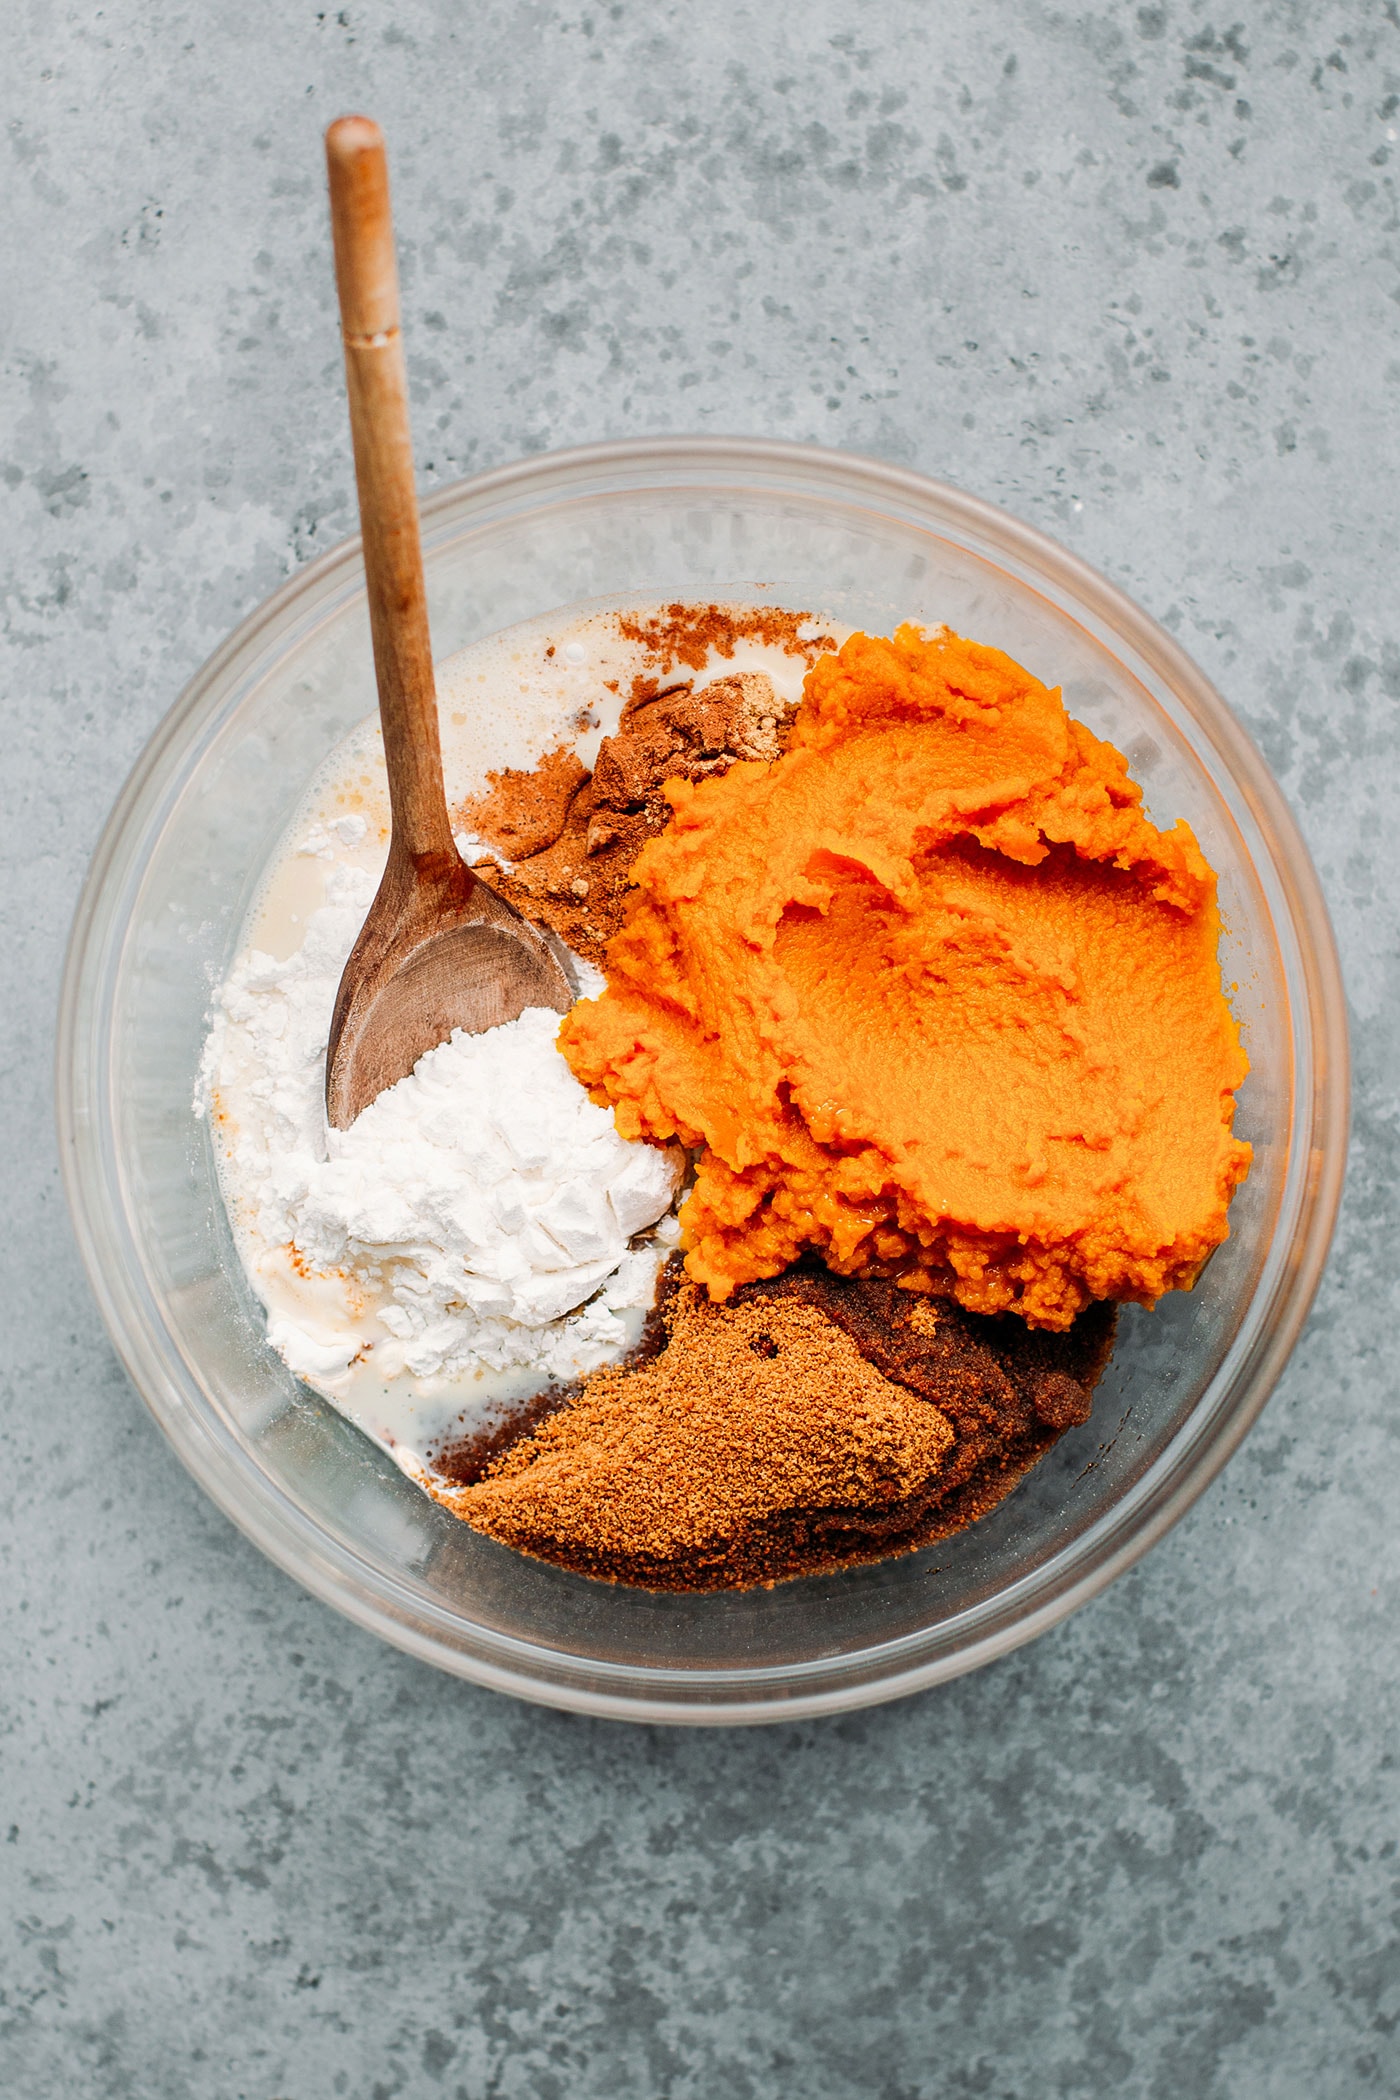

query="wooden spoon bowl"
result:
[325,845,574,1132]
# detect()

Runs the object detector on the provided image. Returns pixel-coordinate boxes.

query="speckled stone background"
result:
[3,2,1397,2094]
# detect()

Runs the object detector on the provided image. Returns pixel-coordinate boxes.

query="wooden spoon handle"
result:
[325,116,455,862]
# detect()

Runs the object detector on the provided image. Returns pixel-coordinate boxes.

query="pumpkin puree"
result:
[559,625,1251,1330]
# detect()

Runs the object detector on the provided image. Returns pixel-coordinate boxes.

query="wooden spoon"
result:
[322,116,572,1130]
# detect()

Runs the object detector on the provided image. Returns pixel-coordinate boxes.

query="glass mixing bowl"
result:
[57,438,1348,1723]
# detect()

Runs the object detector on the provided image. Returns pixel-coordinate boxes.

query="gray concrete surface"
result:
[3,2,1397,2094]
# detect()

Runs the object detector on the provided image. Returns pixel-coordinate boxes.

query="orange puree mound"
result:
[559,625,1251,1330]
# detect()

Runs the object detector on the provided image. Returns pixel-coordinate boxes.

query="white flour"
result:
[202,860,683,1401]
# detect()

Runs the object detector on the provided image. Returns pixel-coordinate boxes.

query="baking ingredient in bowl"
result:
[458,608,829,966]
[562,624,1251,1330]
[207,871,683,1391]
[426,1264,1117,1589]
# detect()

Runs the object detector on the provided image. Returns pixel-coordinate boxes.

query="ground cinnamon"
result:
[614,600,835,678]
[455,604,831,967]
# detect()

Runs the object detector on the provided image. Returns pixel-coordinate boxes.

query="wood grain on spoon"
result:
[322,115,571,1130]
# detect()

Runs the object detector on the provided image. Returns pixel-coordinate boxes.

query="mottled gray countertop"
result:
[3,4,1396,2095]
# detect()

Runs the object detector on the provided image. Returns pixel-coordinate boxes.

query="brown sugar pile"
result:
[425,1266,1116,1591]
[756,1269,1117,1549]
[428,1281,953,1589]
[455,603,833,969]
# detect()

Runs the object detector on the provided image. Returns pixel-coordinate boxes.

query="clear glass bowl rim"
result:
[56,435,1350,1725]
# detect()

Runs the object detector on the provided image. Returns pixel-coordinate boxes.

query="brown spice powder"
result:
[463,744,588,863]
[454,604,832,968]
[614,601,836,678]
